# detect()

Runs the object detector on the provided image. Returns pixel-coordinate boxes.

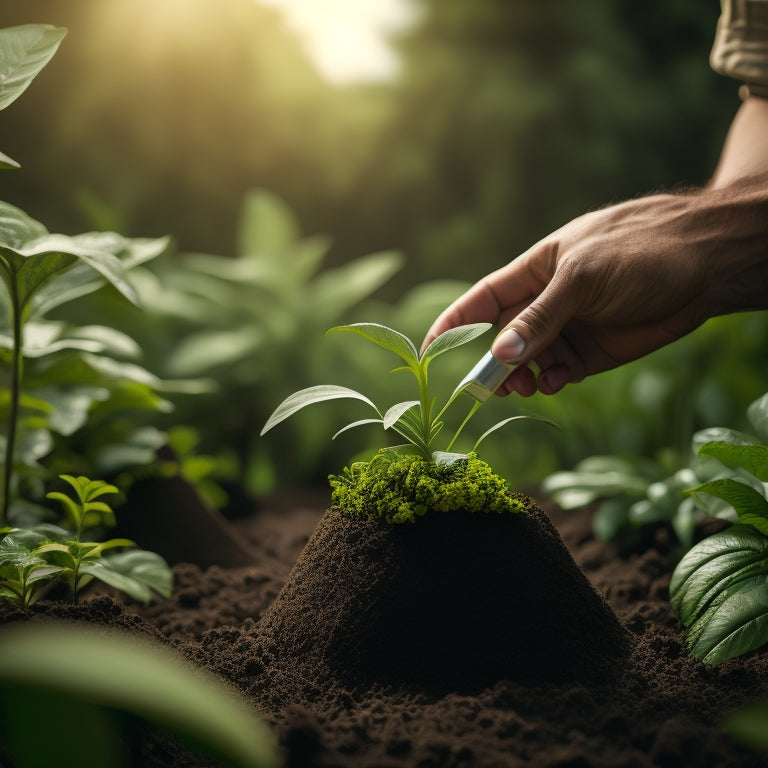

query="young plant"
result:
[0,475,172,605]
[670,392,768,665]
[261,322,542,465]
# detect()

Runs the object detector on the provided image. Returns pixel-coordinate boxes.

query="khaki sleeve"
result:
[711,0,768,97]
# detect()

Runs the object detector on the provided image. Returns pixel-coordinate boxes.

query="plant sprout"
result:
[262,322,549,463]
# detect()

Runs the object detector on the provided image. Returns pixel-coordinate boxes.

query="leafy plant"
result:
[262,322,547,465]
[0,622,278,768]
[0,474,172,605]
[541,451,716,549]
[62,189,405,497]
[670,393,768,665]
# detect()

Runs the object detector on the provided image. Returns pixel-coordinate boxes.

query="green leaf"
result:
[421,322,492,362]
[0,150,19,170]
[101,549,173,598]
[432,451,469,465]
[748,393,768,444]
[332,419,383,440]
[473,414,557,452]
[309,251,403,319]
[724,699,768,754]
[237,189,300,255]
[327,323,418,367]
[698,442,768,482]
[0,25,66,111]
[691,479,768,534]
[261,384,379,435]
[383,400,419,430]
[0,623,279,768]
[670,525,768,664]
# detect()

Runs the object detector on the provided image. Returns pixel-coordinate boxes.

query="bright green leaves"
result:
[262,322,495,461]
[670,393,768,664]
[46,474,120,535]
[670,526,768,665]
[0,25,66,170]
[0,474,174,605]
[328,323,420,368]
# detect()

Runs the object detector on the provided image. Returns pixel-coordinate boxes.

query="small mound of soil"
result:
[257,496,627,691]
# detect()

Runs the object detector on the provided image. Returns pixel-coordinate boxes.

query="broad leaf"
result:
[691,479,768,534]
[698,442,768,482]
[670,525,768,664]
[327,323,418,367]
[0,25,66,111]
[421,322,492,362]
[309,251,403,319]
[261,385,378,435]
[0,623,279,768]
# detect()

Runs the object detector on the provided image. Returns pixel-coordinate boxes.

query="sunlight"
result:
[258,0,418,84]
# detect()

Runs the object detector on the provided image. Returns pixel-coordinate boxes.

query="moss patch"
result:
[328,452,524,524]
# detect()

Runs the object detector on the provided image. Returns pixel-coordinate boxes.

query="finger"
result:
[421,278,502,353]
[490,266,582,366]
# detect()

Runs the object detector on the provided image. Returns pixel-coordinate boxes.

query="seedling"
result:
[262,322,546,464]
[0,474,172,605]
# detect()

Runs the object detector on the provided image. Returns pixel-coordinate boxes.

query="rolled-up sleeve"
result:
[711,0,768,97]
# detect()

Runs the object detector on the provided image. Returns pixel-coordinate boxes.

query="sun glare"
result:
[258,0,418,84]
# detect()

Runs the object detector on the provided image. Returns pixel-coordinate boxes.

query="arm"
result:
[423,97,768,396]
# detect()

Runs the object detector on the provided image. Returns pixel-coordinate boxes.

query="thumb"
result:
[490,276,578,364]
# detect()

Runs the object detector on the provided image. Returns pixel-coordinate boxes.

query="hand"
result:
[423,178,768,396]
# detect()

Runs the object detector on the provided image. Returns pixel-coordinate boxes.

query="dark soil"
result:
[3,486,768,768]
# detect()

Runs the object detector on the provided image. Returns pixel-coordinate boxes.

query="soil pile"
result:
[3,489,768,767]
[257,499,627,691]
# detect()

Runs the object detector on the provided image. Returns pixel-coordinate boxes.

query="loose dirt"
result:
[3,488,768,768]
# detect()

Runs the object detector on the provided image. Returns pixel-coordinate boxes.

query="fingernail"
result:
[493,328,525,363]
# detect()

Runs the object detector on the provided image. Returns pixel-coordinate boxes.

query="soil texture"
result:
[2,487,768,768]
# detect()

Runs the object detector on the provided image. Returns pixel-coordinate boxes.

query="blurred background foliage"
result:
[2,0,768,501]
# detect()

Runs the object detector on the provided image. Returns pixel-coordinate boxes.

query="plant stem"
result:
[445,400,482,453]
[2,282,22,525]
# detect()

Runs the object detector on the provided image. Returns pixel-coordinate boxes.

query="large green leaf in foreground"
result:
[0,623,278,768]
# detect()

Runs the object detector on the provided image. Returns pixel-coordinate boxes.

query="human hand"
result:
[423,185,764,396]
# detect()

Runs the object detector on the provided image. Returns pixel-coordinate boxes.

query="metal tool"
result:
[457,351,539,403]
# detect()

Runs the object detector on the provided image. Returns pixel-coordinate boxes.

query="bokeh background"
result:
[3,0,768,500]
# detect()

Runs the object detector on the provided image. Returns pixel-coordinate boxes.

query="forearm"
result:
[710,96,768,188]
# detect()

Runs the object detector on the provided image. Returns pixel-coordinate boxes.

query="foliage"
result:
[0,474,171,605]
[0,622,278,768]
[541,451,717,550]
[723,698,768,757]
[262,322,551,466]
[62,189,405,497]
[330,451,524,524]
[670,393,768,665]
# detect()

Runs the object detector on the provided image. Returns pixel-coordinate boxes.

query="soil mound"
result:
[257,496,627,691]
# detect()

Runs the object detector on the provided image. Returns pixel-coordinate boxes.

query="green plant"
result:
[541,451,717,549]
[670,392,768,665]
[0,474,171,605]
[0,622,278,768]
[262,322,546,464]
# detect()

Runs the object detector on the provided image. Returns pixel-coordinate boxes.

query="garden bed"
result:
[3,488,768,768]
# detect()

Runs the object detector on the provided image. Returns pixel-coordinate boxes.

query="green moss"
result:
[328,452,525,524]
